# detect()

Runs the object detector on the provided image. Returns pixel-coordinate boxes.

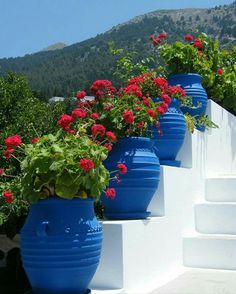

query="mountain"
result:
[0,1,235,99]
[41,42,67,52]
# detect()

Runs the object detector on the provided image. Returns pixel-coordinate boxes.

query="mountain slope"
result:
[0,2,235,99]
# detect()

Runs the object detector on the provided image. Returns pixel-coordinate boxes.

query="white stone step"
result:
[183,233,236,270]
[205,177,236,202]
[195,202,236,234]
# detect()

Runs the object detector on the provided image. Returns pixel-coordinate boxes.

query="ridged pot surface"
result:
[20,197,102,294]
[150,98,186,167]
[101,137,160,220]
[168,73,208,117]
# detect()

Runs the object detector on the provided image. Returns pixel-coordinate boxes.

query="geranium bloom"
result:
[169,86,186,97]
[160,102,168,113]
[3,148,15,159]
[91,124,106,137]
[123,110,134,124]
[76,91,86,100]
[161,94,171,105]
[194,38,203,49]
[128,76,145,86]
[31,137,40,144]
[156,106,166,115]
[125,84,143,98]
[147,109,157,119]
[0,169,4,176]
[91,80,116,99]
[158,32,167,39]
[217,68,223,75]
[72,108,87,119]
[104,142,113,152]
[57,114,73,130]
[3,190,14,204]
[106,131,117,142]
[5,135,22,149]
[184,34,193,41]
[153,77,168,88]
[79,158,94,172]
[90,113,99,120]
[152,38,161,46]
[105,188,116,199]
[117,163,127,174]
[137,121,145,129]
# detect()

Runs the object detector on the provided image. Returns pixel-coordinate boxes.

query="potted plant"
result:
[150,33,211,130]
[127,73,189,166]
[0,120,125,293]
[75,79,163,220]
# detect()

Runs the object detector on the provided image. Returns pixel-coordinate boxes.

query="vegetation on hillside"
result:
[0,2,235,100]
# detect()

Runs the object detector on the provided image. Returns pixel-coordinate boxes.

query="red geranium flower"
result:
[3,148,15,159]
[31,137,40,144]
[91,124,106,137]
[104,142,113,152]
[76,91,86,100]
[79,158,94,172]
[72,108,87,119]
[143,99,150,107]
[137,121,145,129]
[0,169,4,176]
[158,32,167,39]
[123,111,134,124]
[161,94,171,104]
[90,113,99,120]
[117,163,127,174]
[5,135,22,149]
[194,38,203,49]
[106,131,117,142]
[153,77,168,88]
[147,109,157,119]
[57,114,73,130]
[217,68,223,75]
[184,34,193,41]
[3,190,14,204]
[105,188,116,199]
[125,84,143,98]
[156,106,166,115]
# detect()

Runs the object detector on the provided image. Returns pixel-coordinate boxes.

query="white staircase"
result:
[91,101,236,293]
[183,176,236,270]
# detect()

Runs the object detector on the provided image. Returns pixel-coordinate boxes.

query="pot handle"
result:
[36,221,49,238]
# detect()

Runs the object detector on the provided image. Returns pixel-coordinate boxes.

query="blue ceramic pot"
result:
[151,98,186,167]
[168,73,207,131]
[20,197,102,294]
[101,137,160,220]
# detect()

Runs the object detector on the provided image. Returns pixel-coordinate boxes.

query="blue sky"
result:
[0,0,233,58]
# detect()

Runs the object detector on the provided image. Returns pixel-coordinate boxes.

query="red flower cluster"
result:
[104,142,113,152]
[91,124,106,137]
[125,84,143,98]
[147,109,157,119]
[156,102,168,115]
[150,32,167,46]
[161,94,172,105]
[3,190,14,204]
[72,108,87,119]
[168,86,186,97]
[57,114,73,132]
[79,158,94,172]
[217,68,223,75]
[0,168,4,176]
[106,131,117,142]
[31,137,40,144]
[128,76,145,86]
[184,34,193,41]
[194,38,203,49]
[117,163,127,174]
[105,188,116,199]
[76,91,87,100]
[4,134,22,159]
[123,110,134,124]
[5,135,22,149]
[90,112,99,120]
[91,80,116,99]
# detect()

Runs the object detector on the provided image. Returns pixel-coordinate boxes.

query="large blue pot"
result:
[101,137,160,220]
[168,74,208,131]
[20,197,102,294]
[151,98,186,167]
